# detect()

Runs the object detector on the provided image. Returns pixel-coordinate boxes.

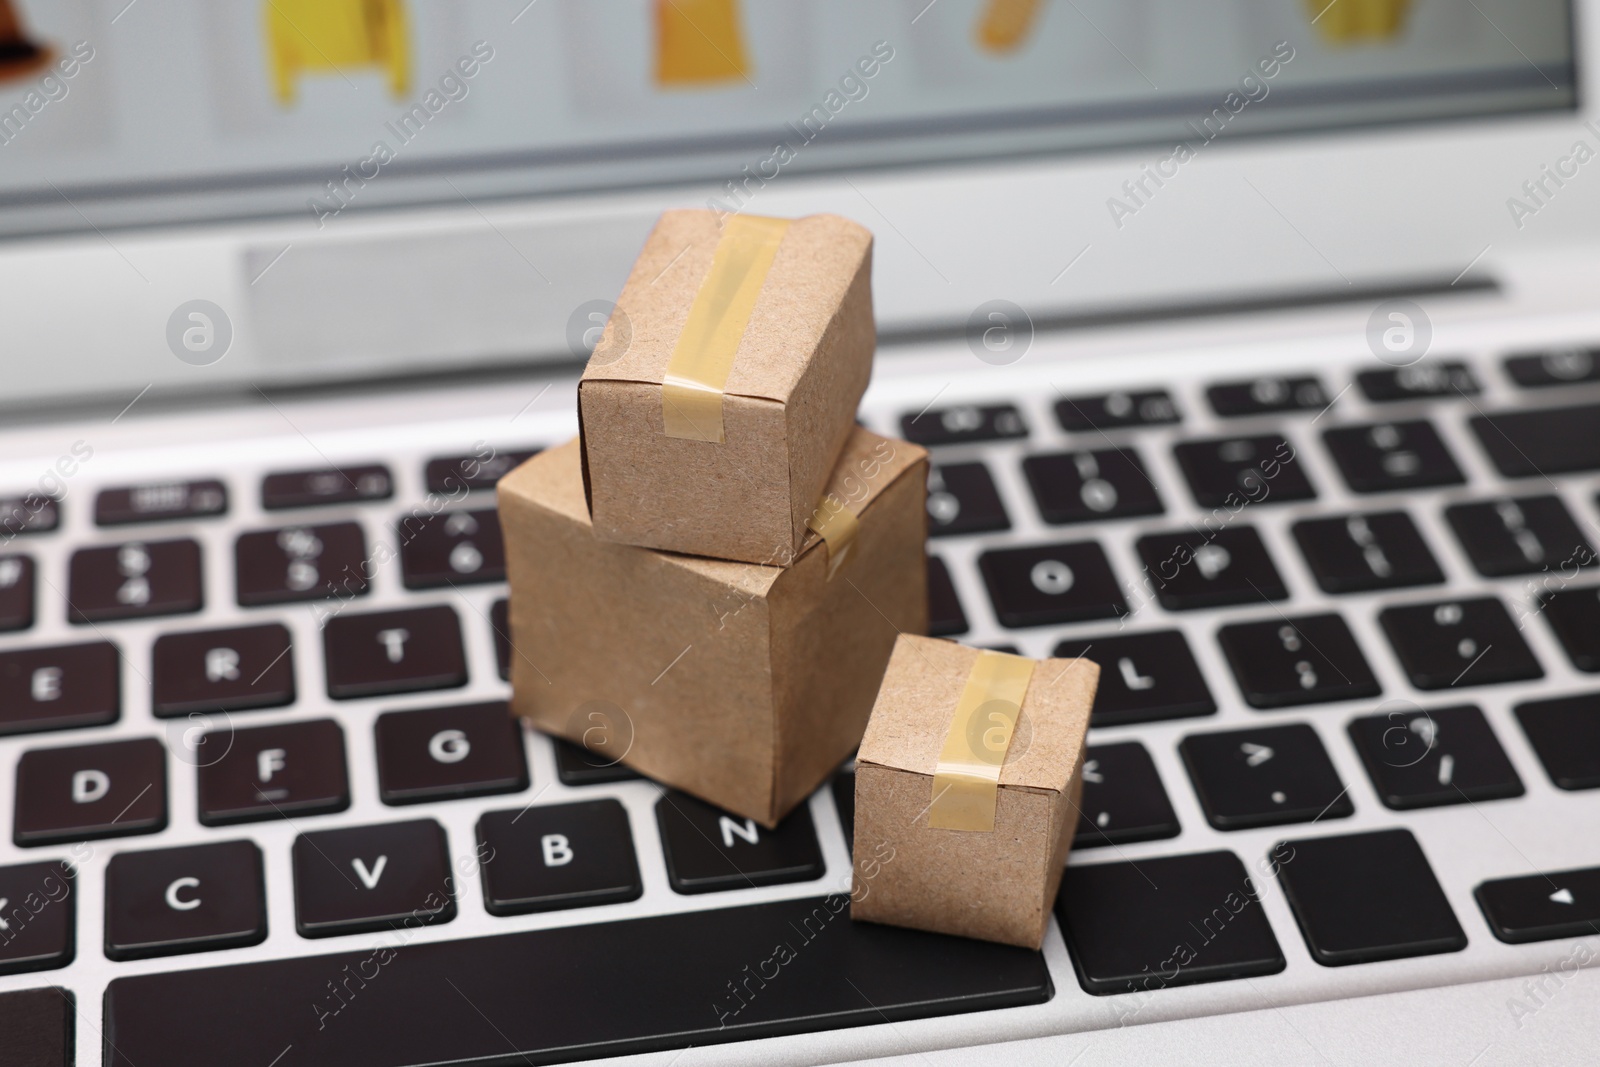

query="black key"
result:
[978,541,1128,628]
[1275,828,1466,965]
[477,799,641,915]
[13,738,167,846]
[1074,742,1180,848]
[95,480,227,526]
[0,987,72,1065]
[151,623,294,717]
[1292,512,1445,594]
[1540,585,1600,671]
[234,522,369,606]
[425,447,539,493]
[104,896,1049,1066]
[1136,526,1288,611]
[398,508,506,589]
[1516,692,1600,790]
[1022,448,1163,525]
[1504,348,1600,388]
[1218,614,1381,709]
[656,790,823,894]
[104,840,266,961]
[552,738,640,786]
[1056,850,1285,995]
[927,556,968,637]
[1174,434,1315,508]
[0,862,75,975]
[291,819,456,937]
[197,719,350,826]
[0,553,34,631]
[832,771,855,851]
[0,642,118,736]
[1052,630,1215,726]
[490,597,512,681]
[67,539,203,623]
[375,701,528,805]
[1471,403,1600,477]
[1378,598,1543,689]
[0,494,59,537]
[1445,496,1598,578]
[925,463,1009,537]
[323,604,467,700]
[1207,375,1329,417]
[900,403,1027,446]
[1357,362,1480,402]
[261,464,392,509]
[1056,389,1180,432]
[1180,724,1353,831]
[1476,866,1600,944]
[1323,420,1465,493]
[1348,704,1523,809]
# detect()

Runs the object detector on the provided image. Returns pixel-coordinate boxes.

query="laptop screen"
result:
[0,0,1576,238]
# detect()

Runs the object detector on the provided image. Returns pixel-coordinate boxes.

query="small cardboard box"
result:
[851,636,1098,949]
[498,427,927,827]
[580,209,874,565]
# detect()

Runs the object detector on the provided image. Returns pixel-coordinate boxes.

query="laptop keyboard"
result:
[2,347,1600,1064]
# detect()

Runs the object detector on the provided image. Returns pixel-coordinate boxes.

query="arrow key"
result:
[291,819,456,938]
[1476,866,1600,944]
[1180,724,1353,831]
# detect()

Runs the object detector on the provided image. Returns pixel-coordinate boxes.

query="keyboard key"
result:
[900,403,1027,446]
[1055,389,1180,432]
[323,605,467,700]
[927,556,968,636]
[104,840,266,961]
[1378,598,1543,689]
[1348,704,1523,809]
[375,701,527,805]
[1136,526,1288,611]
[197,719,350,826]
[95,480,227,526]
[425,448,539,493]
[1056,850,1285,995]
[1275,828,1466,965]
[1445,496,1598,577]
[1180,724,1353,831]
[1504,348,1600,388]
[978,541,1128,627]
[398,508,506,589]
[1292,512,1445,594]
[1207,375,1329,417]
[151,623,294,717]
[1052,630,1215,725]
[0,493,59,537]
[656,790,823,894]
[0,986,72,1065]
[13,738,166,846]
[234,522,369,606]
[490,597,512,681]
[67,539,203,623]
[1470,403,1600,477]
[0,554,34,631]
[1174,434,1315,508]
[0,862,75,975]
[477,799,641,915]
[552,737,641,786]
[1516,692,1600,790]
[291,819,456,938]
[832,771,855,850]
[1323,420,1465,493]
[926,463,1009,537]
[0,642,118,736]
[1074,742,1180,848]
[1357,362,1480,402]
[1218,614,1381,708]
[1540,585,1600,671]
[261,464,392,509]
[1022,448,1163,525]
[104,896,1049,1066]
[1476,865,1600,944]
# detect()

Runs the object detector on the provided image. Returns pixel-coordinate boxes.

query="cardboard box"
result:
[498,427,927,827]
[851,636,1098,949]
[580,210,874,565]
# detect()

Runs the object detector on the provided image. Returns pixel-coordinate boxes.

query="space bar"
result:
[104,896,1052,1066]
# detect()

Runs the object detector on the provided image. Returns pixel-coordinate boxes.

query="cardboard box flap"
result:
[582,210,873,405]
[856,637,1098,794]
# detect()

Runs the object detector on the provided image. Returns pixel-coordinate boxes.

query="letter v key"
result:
[351,855,388,889]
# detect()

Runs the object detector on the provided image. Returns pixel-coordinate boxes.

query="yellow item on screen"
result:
[655,0,751,86]
[265,0,410,105]
[1308,0,1412,43]
[976,0,1046,55]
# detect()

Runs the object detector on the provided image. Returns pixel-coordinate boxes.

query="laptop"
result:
[1,0,1597,1063]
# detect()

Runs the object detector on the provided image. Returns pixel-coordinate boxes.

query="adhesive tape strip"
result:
[929,649,1036,832]
[661,214,791,443]
[805,493,859,579]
